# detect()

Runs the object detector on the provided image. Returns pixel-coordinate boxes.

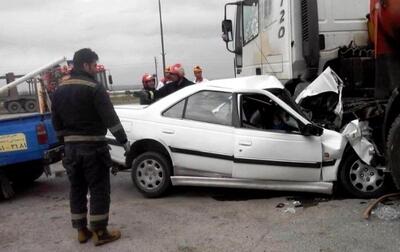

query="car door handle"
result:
[162,129,175,135]
[239,141,252,146]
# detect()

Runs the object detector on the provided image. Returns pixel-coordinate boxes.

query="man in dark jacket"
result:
[139,73,156,105]
[136,63,193,104]
[51,48,129,246]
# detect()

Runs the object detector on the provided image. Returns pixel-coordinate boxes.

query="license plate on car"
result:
[0,133,28,152]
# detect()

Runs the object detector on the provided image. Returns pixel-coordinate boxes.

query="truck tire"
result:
[5,101,22,114]
[387,114,400,189]
[23,100,38,113]
[339,151,387,198]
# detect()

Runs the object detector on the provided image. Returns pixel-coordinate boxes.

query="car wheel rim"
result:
[136,158,164,191]
[349,160,385,193]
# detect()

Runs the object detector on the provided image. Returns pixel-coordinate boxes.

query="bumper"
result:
[43,145,64,165]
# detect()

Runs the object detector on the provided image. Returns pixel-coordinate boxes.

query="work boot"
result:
[92,228,121,246]
[77,227,93,243]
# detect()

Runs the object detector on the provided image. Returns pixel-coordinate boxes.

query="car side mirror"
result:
[108,75,113,85]
[221,19,233,42]
[302,123,323,136]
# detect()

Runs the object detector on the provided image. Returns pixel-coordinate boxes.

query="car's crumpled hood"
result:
[295,67,344,129]
[297,68,376,166]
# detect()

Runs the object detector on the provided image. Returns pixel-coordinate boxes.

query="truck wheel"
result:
[6,101,22,113]
[131,152,172,198]
[339,151,387,198]
[23,100,38,112]
[387,115,400,189]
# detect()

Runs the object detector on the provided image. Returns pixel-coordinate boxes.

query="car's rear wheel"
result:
[339,152,387,198]
[131,151,171,198]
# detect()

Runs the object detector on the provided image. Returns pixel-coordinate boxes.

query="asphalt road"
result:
[1,162,399,252]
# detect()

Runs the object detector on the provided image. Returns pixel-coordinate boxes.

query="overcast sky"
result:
[0,0,234,88]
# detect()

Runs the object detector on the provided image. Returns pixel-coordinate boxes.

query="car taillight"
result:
[36,123,48,144]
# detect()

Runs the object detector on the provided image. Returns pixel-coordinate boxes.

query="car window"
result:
[185,91,232,126]
[241,94,300,133]
[163,99,185,119]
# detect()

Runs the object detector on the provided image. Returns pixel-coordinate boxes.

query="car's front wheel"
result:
[339,152,387,198]
[131,152,171,198]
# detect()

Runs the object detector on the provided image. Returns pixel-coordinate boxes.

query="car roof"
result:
[128,75,285,111]
[201,75,284,92]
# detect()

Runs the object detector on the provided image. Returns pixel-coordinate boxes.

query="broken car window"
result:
[241,93,300,133]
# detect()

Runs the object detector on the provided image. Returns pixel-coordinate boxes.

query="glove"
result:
[123,140,131,156]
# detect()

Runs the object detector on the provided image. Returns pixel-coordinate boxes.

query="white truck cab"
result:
[222,0,369,82]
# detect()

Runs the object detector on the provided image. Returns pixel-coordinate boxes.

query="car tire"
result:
[131,151,172,198]
[387,115,400,189]
[339,151,387,198]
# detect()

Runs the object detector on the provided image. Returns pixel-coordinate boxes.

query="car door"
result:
[233,92,323,182]
[160,90,235,177]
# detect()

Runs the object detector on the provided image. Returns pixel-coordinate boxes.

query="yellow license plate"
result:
[0,133,28,153]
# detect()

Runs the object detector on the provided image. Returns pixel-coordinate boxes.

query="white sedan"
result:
[108,76,387,198]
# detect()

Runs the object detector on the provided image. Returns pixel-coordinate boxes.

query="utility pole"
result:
[158,0,166,76]
[154,56,158,85]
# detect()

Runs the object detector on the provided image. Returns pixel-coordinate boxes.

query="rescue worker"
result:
[135,63,193,103]
[140,73,156,105]
[51,48,130,246]
[156,66,172,90]
[193,65,208,83]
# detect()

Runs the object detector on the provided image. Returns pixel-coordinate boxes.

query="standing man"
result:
[135,63,193,103]
[140,73,156,105]
[51,48,130,246]
[193,65,208,83]
[156,65,172,90]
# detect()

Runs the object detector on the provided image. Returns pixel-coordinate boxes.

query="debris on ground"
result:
[283,207,296,214]
[371,203,400,221]
[363,192,400,220]
[286,196,330,208]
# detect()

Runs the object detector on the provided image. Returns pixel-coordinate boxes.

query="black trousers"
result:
[62,142,113,230]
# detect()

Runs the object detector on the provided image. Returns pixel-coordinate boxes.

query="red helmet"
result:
[142,73,155,89]
[169,63,185,77]
[96,64,105,73]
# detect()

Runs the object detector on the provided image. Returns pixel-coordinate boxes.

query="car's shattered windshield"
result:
[266,88,311,121]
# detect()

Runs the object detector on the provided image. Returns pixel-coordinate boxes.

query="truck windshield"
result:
[243,0,259,45]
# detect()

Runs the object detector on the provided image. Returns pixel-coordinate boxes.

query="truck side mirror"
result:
[108,75,113,85]
[221,19,233,42]
[302,123,324,136]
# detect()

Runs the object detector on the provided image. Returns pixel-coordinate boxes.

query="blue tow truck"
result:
[0,58,66,199]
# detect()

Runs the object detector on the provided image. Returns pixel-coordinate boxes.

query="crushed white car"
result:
[108,75,388,198]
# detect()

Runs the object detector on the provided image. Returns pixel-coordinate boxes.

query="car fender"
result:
[321,119,378,181]
[321,129,347,181]
[341,119,376,165]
